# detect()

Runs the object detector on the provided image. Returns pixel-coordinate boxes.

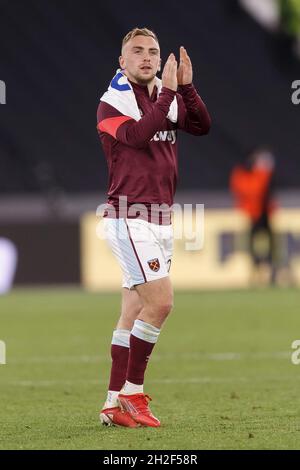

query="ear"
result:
[157,59,162,72]
[119,55,125,70]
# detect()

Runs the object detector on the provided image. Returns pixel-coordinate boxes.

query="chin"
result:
[136,73,156,84]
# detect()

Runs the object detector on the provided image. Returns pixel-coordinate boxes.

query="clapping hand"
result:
[177,46,193,85]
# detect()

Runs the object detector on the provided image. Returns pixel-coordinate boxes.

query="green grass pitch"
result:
[1,287,300,450]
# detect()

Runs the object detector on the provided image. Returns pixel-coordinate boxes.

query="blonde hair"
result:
[121,27,159,51]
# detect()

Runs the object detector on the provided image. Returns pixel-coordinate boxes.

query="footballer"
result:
[96,27,211,427]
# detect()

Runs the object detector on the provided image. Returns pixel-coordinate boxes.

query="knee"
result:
[156,298,173,318]
[121,303,143,320]
[139,297,173,328]
[132,304,143,317]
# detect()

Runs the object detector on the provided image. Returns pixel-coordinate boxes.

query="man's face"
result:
[119,35,161,84]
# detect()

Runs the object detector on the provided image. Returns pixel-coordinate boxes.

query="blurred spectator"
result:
[230,148,277,285]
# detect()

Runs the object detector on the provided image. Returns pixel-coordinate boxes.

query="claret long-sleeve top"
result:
[97,81,211,224]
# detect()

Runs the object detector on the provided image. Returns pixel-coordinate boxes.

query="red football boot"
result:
[118,393,161,427]
[99,406,139,428]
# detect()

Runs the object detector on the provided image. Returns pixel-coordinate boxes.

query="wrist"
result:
[178,82,193,89]
[161,86,177,95]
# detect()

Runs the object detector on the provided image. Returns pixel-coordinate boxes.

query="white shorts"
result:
[103,218,173,289]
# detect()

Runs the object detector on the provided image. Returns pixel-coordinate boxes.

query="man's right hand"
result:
[162,53,178,92]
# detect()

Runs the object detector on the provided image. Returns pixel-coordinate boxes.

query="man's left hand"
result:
[177,46,193,85]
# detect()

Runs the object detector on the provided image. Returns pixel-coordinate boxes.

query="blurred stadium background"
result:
[1,0,300,450]
[1,0,300,290]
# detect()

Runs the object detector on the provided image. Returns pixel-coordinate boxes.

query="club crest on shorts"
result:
[147,258,160,272]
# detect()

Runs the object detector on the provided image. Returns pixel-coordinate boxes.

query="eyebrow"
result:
[132,46,159,52]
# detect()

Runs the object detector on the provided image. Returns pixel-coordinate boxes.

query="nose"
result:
[142,52,151,61]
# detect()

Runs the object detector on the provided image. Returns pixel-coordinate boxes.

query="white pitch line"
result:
[4,375,300,387]
[7,351,291,365]
[3,377,247,387]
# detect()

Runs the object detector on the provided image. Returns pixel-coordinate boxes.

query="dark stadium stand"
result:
[0,0,299,195]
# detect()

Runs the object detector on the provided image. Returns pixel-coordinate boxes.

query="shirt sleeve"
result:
[177,84,211,135]
[97,87,176,149]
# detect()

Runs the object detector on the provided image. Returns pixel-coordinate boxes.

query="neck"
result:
[146,79,156,96]
[125,72,156,96]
